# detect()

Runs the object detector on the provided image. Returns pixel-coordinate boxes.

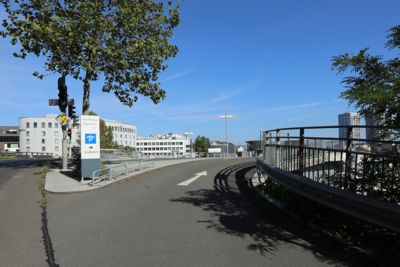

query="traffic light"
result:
[58,76,68,113]
[67,128,72,139]
[68,103,77,119]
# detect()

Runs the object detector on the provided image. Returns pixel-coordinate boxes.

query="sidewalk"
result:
[45,158,203,193]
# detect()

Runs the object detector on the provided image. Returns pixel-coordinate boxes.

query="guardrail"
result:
[257,125,400,232]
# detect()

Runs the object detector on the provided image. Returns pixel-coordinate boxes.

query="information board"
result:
[80,115,100,159]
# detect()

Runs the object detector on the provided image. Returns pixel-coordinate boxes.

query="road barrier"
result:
[257,125,400,232]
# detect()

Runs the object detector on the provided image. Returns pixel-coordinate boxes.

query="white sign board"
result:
[80,115,100,159]
[208,148,222,153]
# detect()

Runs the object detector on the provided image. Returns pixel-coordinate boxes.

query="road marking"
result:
[178,171,207,186]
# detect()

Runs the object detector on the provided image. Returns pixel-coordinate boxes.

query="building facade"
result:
[136,133,191,157]
[19,115,79,158]
[103,119,137,148]
[338,112,361,147]
[0,126,19,152]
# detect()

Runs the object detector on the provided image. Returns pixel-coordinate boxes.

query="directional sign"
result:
[56,113,69,126]
[80,115,100,159]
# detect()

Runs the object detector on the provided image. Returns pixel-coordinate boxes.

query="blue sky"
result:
[1,0,399,145]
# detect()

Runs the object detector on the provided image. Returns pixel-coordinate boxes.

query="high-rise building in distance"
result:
[338,112,361,147]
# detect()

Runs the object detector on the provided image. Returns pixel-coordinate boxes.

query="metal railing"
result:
[90,160,155,185]
[257,125,400,232]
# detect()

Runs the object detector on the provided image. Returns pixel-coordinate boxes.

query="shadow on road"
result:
[171,161,361,266]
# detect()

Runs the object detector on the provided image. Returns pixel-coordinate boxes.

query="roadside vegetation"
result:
[260,177,400,266]
[0,154,17,159]
[36,163,50,208]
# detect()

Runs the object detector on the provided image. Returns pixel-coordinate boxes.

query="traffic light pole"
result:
[58,74,68,171]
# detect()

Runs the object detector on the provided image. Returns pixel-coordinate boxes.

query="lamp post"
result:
[219,111,234,157]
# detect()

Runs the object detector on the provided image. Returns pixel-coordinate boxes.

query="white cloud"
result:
[162,68,194,82]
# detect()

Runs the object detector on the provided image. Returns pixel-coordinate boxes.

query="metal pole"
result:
[225,111,228,157]
[62,124,68,170]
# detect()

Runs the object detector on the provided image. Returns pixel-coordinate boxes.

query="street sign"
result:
[49,99,59,106]
[80,115,100,179]
[56,113,69,126]
[49,98,74,106]
[80,115,100,160]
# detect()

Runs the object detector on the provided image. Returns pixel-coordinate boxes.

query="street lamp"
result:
[219,111,234,157]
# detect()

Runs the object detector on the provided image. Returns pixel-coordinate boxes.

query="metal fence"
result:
[256,125,400,232]
[262,126,400,203]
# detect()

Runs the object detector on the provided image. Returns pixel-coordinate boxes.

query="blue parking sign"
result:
[85,133,97,144]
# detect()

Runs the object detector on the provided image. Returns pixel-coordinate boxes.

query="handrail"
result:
[264,125,391,133]
[256,158,400,232]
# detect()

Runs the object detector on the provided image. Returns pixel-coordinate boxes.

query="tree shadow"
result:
[171,161,362,266]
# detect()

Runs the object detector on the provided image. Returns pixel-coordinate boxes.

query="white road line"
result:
[178,171,207,186]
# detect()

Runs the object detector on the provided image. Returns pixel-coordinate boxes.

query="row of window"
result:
[26,138,60,145]
[137,142,184,146]
[0,136,19,142]
[25,131,60,137]
[26,122,59,129]
[109,126,135,133]
[139,147,183,151]
[114,134,135,140]
[25,146,59,152]
[142,152,184,156]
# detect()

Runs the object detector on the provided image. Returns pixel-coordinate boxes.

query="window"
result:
[26,122,30,128]
[41,122,45,128]
[26,146,30,152]
[120,134,122,138]
[55,146,59,152]
[55,131,59,137]
[34,122,37,128]
[55,139,59,144]
[41,146,46,152]
[41,131,46,136]
[48,122,52,128]
[26,139,30,145]
[26,131,30,137]
[55,123,58,128]
[42,139,46,144]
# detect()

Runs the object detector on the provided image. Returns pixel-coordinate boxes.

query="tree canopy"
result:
[332,25,400,131]
[1,0,180,114]
[194,136,210,153]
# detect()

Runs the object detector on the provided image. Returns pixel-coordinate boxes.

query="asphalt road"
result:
[0,159,48,266]
[48,158,361,267]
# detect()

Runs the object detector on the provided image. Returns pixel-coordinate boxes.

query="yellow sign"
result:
[56,113,69,126]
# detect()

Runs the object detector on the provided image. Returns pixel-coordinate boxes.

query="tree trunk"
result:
[82,72,91,115]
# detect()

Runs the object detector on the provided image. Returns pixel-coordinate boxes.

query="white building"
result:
[19,115,137,157]
[136,133,191,157]
[19,114,79,158]
[103,118,137,148]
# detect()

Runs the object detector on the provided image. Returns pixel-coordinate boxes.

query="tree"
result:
[100,122,118,149]
[332,25,400,131]
[86,111,117,149]
[1,0,180,114]
[194,136,210,153]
